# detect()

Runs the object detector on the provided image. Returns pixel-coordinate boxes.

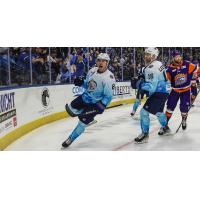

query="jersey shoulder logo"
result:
[110,74,114,79]
[159,65,165,72]
[89,71,96,77]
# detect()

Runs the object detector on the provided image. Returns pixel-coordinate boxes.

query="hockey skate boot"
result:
[62,137,73,148]
[182,120,187,130]
[134,133,149,144]
[158,125,171,136]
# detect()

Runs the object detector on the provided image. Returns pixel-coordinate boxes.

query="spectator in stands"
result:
[2,47,200,87]
[0,49,9,85]
[89,49,96,68]
[47,49,62,83]
[32,47,46,84]
[75,55,85,77]
[70,49,78,65]
[60,56,76,83]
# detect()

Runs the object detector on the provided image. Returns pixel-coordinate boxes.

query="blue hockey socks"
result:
[69,121,86,141]
[140,108,150,134]
[156,112,167,127]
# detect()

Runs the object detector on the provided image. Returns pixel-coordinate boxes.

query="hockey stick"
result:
[175,88,200,133]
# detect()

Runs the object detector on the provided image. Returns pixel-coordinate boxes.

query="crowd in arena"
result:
[0,47,200,87]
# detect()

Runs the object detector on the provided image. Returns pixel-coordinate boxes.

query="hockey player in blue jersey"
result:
[134,48,171,143]
[62,53,116,148]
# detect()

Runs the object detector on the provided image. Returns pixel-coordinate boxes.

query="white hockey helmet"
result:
[144,47,159,58]
[97,53,110,62]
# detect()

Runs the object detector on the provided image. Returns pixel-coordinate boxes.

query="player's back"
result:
[143,60,170,94]
[145,61,165,81]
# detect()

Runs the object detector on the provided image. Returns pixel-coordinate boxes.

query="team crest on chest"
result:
[175,73,187,86]
[88,80,97,91]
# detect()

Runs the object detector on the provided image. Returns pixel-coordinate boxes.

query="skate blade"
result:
[86,120,97,127]
[131,116,140,120]
[132,116,157,122]
[60,146,69,150]
[159,132,173,136]
[134,140,148,144]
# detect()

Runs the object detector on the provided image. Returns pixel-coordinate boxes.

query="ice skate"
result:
[62,137,73,148]
[134,133,149,144]
[182,120,187,130]
[158,125,171,136]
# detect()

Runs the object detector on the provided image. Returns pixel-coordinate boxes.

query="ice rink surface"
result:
[5,98,200,151]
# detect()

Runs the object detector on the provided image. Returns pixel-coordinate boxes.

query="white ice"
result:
[5,98,200,151]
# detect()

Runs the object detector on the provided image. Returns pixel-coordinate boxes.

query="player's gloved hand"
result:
[74,77,84,86]
[131,77,139,89]
[95,101,106,114]
[136,79,144,90]
[138,73,145,80]
[137,89,145,99]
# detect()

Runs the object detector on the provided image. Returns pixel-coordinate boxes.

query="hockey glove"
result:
[131,77,139,89]
[138,73,145,80]
[136,79,144,90]
[74,77,84,86]
[95,101,106,114]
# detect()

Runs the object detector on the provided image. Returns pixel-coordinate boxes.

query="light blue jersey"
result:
[141,61,171,95]
[139,60,170,135]
[82,67,116,106]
